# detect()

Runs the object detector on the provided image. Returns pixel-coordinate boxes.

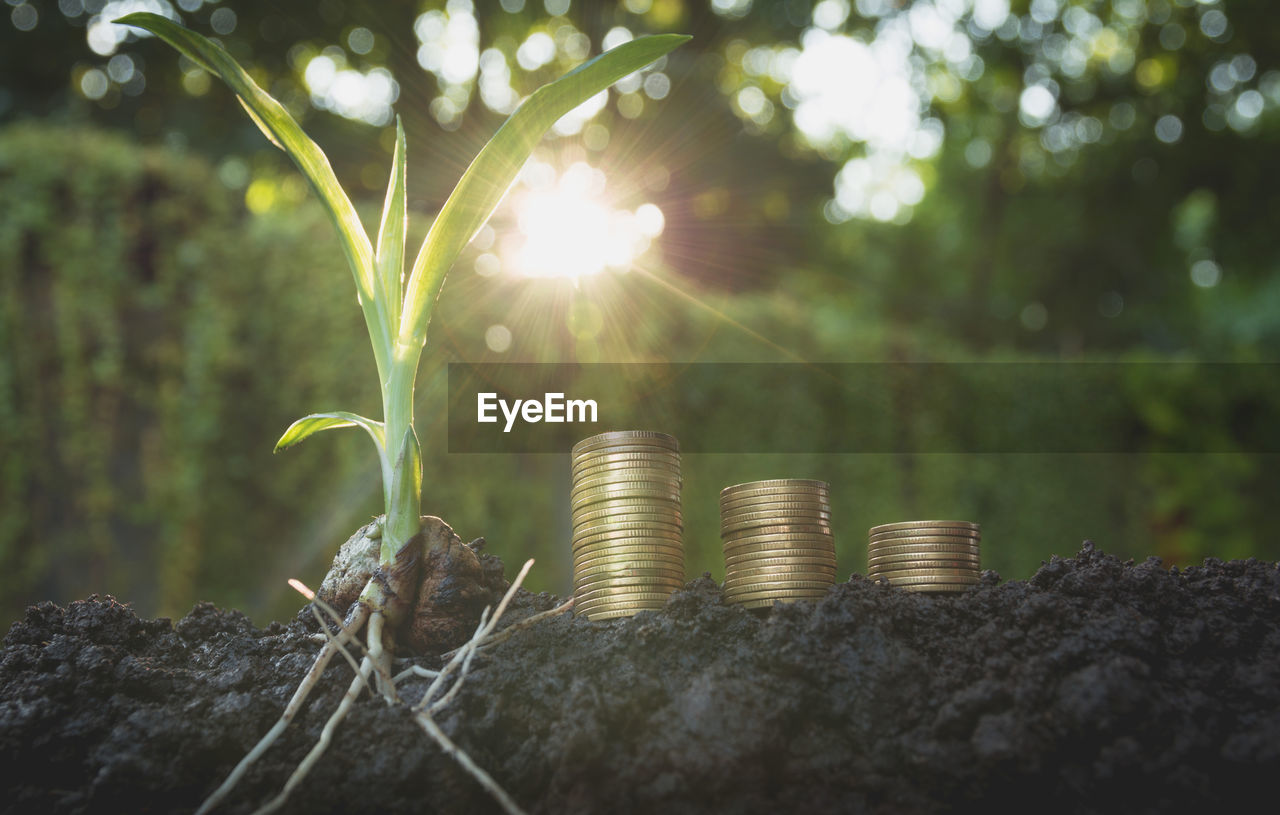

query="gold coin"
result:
[722,587,829,604]
[573,522,683,541]
[868,527,980,542]
[571,488,681,511]
[578,605,666,621]
[720,482,829,498]
[573,538,685,557]
[572,507,683,529]
[573,540,684,563]
[721,499,832,514]
[896,583,973,593]
[574,519,683,540]
[572,467,681,489]
[726,562,837,580]
[719,497,831,515]
[576,588,680,606]
[571,447,681,470]
[573,573,686,591]
[575,580,683,600]
[576,527,686,547]
[574,561,689,581]
[574,535,683,556]
[723,578,834,597]
[868,534,983,548]
[870,555,977,568]
[573,466,681,490]
[577,604,667,620]
[866,541,981,557]
[573,461,681,480]
[727,522,834,539]
[573,518,683,538]
[723,540,835,557]
[723,540,835,559]
[571,479,681,500]
[865,547,983,565]
[572,431,678,456]
[574,569,685,588]
[735,596,819,609]
[571,498,682,519]
[723,553,839,571]
[868,520,980,536]
[868,565,980,578]
[719,486,830,504]
[721,518,832,536]
[721,479,829,496]
[572,449,682,470]
[721,528,835,545]
[573,548,684,572]
[721,508,832,527]
[871,573,980,586]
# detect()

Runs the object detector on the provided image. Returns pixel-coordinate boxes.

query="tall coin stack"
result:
[571,431,685,621]
[720,479,836,608]
[866,520,981,592]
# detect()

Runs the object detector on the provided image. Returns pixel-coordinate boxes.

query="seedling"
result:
[116,12,687,814]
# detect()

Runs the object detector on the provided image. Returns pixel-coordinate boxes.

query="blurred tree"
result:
[2,1,1278,622]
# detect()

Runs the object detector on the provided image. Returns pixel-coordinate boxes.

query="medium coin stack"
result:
[571,431,685,621]
[866,520,982,592]
[720,479,836,608]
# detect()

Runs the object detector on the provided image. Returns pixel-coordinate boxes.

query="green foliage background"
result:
[2,0,1279,624]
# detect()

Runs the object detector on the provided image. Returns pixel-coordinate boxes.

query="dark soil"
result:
[2,542,1279,815]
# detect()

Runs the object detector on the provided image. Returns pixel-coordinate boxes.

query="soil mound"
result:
[2,542,1278,814]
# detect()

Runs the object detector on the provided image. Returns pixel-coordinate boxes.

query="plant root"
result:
[194,603,371,815]
[200,556,575,815]
[403,558,539,815]
[413,709,528,815]
[366,610,396,703]
[250,656,375,815]
[438,596,574,662]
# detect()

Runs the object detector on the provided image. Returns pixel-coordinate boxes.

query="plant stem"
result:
[381,336,426,566]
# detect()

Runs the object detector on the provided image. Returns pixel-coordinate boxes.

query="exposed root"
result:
[413,709,528,815]
[439,596,574,662]
[366,610,396,703]
[200,555,575,815]
[392,664,441,682]
[403,558,539,815]
[251,657,375,815]
[194,603,371,815]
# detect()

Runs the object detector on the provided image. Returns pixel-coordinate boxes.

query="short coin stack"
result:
[571,431,685,621]
[866,520,981,592]
[720,479,836,608]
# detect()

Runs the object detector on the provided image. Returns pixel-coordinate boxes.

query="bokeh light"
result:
[499,159,665,280]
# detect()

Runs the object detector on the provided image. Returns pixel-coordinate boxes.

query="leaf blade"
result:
[274,412,385,453]
[376,117,408,334]
[115,12,392,378]
[400,33,691,344]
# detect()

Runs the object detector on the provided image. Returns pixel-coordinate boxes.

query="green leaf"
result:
[383,427,422,560]
[274,412,385,453]
[399,33,691,344]
[115,12,392,379]
[376,117,407,334]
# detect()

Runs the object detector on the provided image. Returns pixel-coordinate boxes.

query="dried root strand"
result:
[251,656,375,815]
[194,603,371,815]
[413,709,528,815]
[203,558,567,815]
[402,559,540,815]
[438,596,574,662]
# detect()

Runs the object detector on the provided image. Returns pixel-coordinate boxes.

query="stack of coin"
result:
[571,431,685,621]
[720,479,836,608]
[866,520,981,592]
